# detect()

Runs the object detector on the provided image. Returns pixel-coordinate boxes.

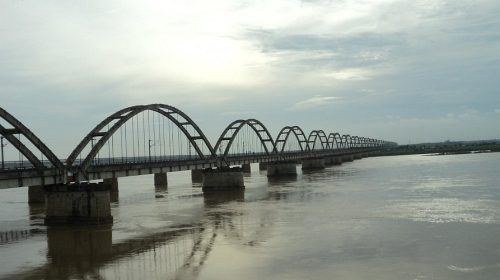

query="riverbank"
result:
[371,142,500,157]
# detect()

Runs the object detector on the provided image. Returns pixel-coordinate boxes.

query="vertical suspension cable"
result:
[176,114,180,160]
[18,134,23,168]
[168,114,172,160]
[147,110,151,162]
[158,112,162,161]
[124,121,128,162]
[162,115,166,161]
[136,115,140,162]
[142,111,146,162]
[153,110,156,162]
[111,125,115,164]
[107,124,111,164]
[120,125,124,164]
[132,114,136,162]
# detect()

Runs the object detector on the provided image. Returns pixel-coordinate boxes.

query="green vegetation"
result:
[372,139,500,156]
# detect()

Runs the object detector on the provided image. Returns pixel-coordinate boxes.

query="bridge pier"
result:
[301,158,326,170]
[267,161,297,177]
[202,167,244,192]
[103,177,119,193]
[259,162,268,171]
[154,172,168,188]
[241,163,251,173]
[342,155,354,162]
[28,185,45,204]
[191,169,203,183]
[44,183,113,225]
[354,153,362,160]
[103,177,119,202]
[325,156,342,166]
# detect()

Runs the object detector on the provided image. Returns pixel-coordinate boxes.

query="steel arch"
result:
[67,104,216,175]
[351,136,360,148]
[327,133,342,149]
[0,107,63,171]
[342,134,352,149]
[359,137,367,148]
[214,119,276,158]
[307,130,329,151]
[275,126,309,153]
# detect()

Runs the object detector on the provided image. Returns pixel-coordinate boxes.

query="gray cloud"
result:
[1,0,499,156]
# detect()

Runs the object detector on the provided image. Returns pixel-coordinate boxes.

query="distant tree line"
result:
[371,139,500,156]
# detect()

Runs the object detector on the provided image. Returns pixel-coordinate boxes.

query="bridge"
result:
[0,104,395,224]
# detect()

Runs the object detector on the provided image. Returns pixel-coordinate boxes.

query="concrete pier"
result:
[267,161,297,177]
[191,169,203,182]
[241,163,251,173]
[202,167,244,192]
[325,157,342,165]
[103,178,119,202]
[154,172,168,188]
[28,185,45,204]
[103,177,119,193]
[259,162,268,171]
[301,158,326,170]
[44,183,113,225]
[354,153,362,160]
[342,155,354,162]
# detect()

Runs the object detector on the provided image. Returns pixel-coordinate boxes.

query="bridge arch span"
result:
[327,133,342,149]
[0,107,63,172]
[351,136,360,148]
[214,119,275,159]
[275,126,309,153]
[307,130,329,151]
[342,134,352,149]
[67,104,216,177]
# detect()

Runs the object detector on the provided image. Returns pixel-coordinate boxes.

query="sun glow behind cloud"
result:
[1,0,500,153]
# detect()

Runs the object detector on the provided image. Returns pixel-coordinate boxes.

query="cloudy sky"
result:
[1,0,499,156]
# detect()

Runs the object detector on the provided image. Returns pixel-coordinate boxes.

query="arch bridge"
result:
[0,104,395,189]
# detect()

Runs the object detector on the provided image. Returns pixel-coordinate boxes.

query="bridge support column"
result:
[354,153,362,160]
[44,183,113,225]
[28,185,45,204]
[103,177,119,193]
[302,158,325,170]
[267,161,297,177]
[342,155,354,162]
[103,178,119,202]
[191,169,203,183]
[241,163,251,173]
[325,156,342,166]
[259,162,268,171]
[202,167,244,192]
[154,172,168,188]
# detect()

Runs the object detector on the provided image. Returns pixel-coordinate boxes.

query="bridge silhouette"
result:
[0,104,394,189]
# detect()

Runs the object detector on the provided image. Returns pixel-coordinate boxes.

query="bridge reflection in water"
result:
[4,183,279,279]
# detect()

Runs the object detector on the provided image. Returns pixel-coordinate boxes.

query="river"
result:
[1,153,500,279]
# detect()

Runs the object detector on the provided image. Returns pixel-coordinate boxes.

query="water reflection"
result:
[5,187,272,279]
[203,190,245,206]
[3,154,500,280]
[29,203,45,224]
[267,175,298,185]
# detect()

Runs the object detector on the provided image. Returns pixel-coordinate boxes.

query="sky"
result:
[1,0,499,157]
